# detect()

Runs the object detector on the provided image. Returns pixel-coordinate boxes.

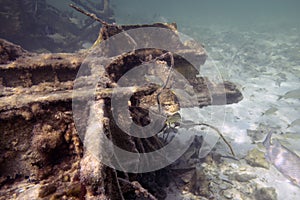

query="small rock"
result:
[245,148,270,169]
[210,170,218,176]
[222,190,233,199]
[242,184,254,195]
[62,175,70,182]
[239,167,246,171]
[180,171,193,183]
[232,173,257,182]
[219,183,231,190]
[229,163,239,169]
[254,187,277,200]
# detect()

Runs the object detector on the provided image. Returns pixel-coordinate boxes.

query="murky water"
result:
[1,0,300,199]
[111,1,300,199]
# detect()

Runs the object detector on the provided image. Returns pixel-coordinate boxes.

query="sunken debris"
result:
[0,19,243,200]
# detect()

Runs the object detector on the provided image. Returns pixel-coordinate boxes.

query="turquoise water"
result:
[1,0,300,199]
[112,0,300,29]
[107,1,300,199]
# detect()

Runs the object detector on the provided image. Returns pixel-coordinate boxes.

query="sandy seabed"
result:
[170,23,300,199]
